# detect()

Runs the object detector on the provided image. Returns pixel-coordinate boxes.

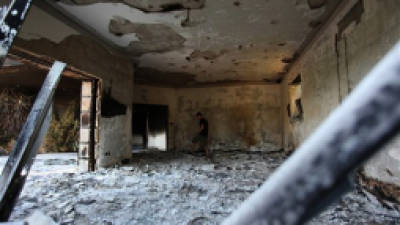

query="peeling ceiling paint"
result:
[54,0,339,85]
[58,0,206,12]
[109,16,186,55]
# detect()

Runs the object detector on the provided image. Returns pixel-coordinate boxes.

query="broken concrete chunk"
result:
[25,211,58,225]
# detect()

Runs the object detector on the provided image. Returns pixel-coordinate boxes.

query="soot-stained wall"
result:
[282,0,400,198]
[175,85,282,151]
[16,6,135,168]
[134,84,282,151]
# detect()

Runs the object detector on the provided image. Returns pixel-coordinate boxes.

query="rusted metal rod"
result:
[223,43,400,225]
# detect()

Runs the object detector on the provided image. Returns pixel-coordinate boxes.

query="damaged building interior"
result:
[1,0,400,224]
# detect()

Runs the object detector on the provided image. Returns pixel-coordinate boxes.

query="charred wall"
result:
[134,84,282,151]
[175,85,281,151]
[282,0,400,199]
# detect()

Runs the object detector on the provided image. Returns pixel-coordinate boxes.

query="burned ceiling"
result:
[48,0,340,86]
[58,0,206,12]
[109,16,186,55]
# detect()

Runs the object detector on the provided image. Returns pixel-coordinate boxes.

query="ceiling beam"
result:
[32,0,130,58]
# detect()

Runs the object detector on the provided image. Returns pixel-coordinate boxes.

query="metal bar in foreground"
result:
[0,0,34,66]
[0,61,66,221]
[222,43,400,225]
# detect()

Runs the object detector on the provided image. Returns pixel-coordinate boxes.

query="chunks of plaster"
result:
[109,16,185,55]
[25,211,58,225]
[59,0,206,12]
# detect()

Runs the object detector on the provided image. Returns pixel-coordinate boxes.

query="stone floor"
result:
[2,151,400,225]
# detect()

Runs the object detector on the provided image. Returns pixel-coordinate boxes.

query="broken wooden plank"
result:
[0,61,66,221]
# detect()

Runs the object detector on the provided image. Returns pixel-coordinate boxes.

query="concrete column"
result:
[78,81,98,172]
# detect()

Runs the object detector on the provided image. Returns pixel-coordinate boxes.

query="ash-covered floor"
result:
[1,151,399,225]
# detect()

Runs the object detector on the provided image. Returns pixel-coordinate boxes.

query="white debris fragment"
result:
[25,211,57,225]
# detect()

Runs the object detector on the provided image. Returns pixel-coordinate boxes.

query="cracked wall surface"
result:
[282,0,400,196]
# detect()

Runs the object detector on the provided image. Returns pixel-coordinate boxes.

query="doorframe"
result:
[7,46,101,171]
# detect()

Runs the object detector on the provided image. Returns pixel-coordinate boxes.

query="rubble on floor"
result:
[0,151,399,225]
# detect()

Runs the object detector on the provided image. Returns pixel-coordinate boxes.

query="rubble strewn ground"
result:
[0,151,399,225]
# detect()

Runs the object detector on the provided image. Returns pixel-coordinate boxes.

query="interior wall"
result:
[282,0,400,193]
[134,84,282,151]
[285,84,303,151]
[175,85,281,151]
[15,6,135,168]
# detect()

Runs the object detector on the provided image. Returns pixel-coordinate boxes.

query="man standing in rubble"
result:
[192,112,209,156]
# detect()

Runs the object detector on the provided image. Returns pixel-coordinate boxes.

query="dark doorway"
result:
[132,104,148,149]
[132,104,168,151]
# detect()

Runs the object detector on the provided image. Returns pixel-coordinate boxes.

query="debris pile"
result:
[0,151,398,225]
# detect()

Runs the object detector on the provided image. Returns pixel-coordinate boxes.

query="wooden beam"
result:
[8,46,100,80]
[0,64,37,75]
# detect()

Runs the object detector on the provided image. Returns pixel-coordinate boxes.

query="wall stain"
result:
[101,87,127,118]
